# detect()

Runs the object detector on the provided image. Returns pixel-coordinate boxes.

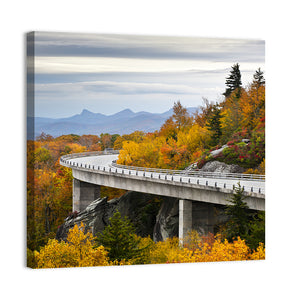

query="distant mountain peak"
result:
[112,108,134,117]
[118,108,134,114]
[80,109,93,115]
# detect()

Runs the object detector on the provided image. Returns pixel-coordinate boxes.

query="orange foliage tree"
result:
[27,133,104,251]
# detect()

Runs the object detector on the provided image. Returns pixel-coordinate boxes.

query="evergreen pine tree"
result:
[95,211,143,262]
[253,67,265,87]
[223,63,242,98]
[223,184,265,249]
[207,104,222,147]
[224,183,251,241]
[247,211,265,250]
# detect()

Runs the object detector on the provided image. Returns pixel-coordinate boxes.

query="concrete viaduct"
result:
[60,151,265,241]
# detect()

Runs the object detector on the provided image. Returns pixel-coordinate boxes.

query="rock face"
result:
[56,191,172,242]
[153,198,179,242]
[56,196,109,241]
[200,161,244,173]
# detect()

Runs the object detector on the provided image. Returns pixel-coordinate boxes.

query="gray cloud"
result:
[35,80,203,96]
[34,32,265,63]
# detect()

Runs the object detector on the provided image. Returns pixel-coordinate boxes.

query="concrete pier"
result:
[73,179,100,212]
[179,199,193,243]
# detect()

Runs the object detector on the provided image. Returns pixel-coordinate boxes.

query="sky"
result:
[32,32,265,118]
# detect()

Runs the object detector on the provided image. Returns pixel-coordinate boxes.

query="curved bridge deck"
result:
[60,151,265,211]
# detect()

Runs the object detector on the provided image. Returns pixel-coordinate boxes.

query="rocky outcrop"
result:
[200,160,244,173]
[56,191,170,242]
[56,196,109,241]
[153,198,178,242]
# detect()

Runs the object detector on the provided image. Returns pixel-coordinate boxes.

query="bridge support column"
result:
[73,178,100,212]
[179,199,192,244]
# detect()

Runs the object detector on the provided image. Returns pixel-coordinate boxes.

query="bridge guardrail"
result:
[110,161,265,181]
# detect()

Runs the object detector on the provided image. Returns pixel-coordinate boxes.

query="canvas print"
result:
[27,32,265,268]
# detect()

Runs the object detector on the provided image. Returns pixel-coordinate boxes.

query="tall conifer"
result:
[223,63,242,98]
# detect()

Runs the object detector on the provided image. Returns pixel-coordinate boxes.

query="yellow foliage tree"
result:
[35,223,110,268]
[149,233,265,264]
[117,141,139,165]
[149,237,185,264]
[249,243,265,260]
[177,124,209,154]
[117,136,165,168]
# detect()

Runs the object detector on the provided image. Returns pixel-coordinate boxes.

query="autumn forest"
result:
[27,64,265,268]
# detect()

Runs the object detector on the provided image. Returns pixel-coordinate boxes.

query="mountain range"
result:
[28,107,198,139]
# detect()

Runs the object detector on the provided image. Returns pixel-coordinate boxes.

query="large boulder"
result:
[200,161,244,173]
